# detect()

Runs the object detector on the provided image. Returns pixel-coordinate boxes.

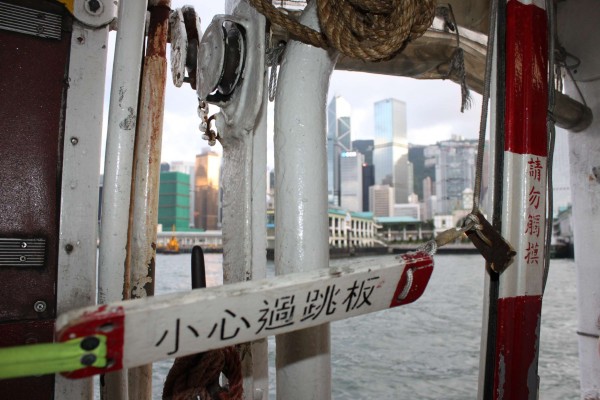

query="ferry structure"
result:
[0,1,598,399]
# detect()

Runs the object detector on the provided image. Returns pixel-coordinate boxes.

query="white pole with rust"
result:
[274,2,338,399]
[98,0,148,398]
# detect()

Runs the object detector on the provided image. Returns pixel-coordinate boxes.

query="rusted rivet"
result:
[65,243,74,254]
[34,301,47,313]
[84,0,103,15]
[70,137,79,145]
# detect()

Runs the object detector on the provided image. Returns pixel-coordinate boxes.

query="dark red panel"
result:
[493,295,542,399]
[505,1,548,157]
[0,6,70,322]
[0,2,70,396]
[0,320,56,397]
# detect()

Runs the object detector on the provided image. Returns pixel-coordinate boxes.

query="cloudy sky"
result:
[104,1,484,170]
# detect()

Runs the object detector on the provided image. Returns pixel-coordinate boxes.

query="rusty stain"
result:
[151,242,156,250]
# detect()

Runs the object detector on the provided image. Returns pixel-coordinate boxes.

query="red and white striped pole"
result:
[493,0,548,398]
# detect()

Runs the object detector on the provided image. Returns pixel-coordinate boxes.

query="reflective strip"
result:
[0,335,106,379]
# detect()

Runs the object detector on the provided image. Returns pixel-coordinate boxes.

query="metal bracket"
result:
[72,0,116,28]
[196,2,266,137]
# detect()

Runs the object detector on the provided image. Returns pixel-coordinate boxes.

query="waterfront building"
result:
[169,161,196,228]
[352,139,375,212]
[266,208,380,251]
[158,171,191,232]
[369,184,394,217]
[394,203,421,220]
[327,96,352,205]
[340,151,364,212]
[424,136,480,215]
[373,98,411,204]
[194,150,221,230]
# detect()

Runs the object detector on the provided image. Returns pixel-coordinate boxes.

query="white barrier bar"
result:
[56,253,433,378]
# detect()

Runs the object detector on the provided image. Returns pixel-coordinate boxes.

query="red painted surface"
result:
[504,0,548,157]
[493,295,542,399]
[58,305,126,379]
[0,320,56,397]
[389,251,434,308]
[0,1,70,397]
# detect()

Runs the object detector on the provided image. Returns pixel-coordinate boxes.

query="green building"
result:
[158,171,191,232]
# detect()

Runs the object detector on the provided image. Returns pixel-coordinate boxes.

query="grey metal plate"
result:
[0,238,46,267]
[0,2,62,40]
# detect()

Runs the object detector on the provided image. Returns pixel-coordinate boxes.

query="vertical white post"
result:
[98,0,148,398]
[218,2,269,397]
[274,2,337,399]
[55,16,111,400]
[127,2,170,398]
[558,2,600,398]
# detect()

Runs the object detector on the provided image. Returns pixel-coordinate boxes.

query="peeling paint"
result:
[119,107,136,130]
[118,86,126,106]
[497,352,505,400]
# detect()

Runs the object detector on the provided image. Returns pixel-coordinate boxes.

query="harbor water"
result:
[146,253,579,399]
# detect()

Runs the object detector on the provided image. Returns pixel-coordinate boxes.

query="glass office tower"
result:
[327,96,352,205]
[373,98,411,203]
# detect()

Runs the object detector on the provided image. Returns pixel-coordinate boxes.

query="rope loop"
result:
[248,0,436,62]
[162,346,243,400]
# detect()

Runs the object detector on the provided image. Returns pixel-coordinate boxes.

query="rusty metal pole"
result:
[127,1,170,398]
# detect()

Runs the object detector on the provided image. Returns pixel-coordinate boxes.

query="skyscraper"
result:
[194,150,221,230]
[352,139,375,212]
[169,161,196,229]
[369,185,394,217]
[340,151,364,212]
[373,98,411,203]
[158,171,191,231]
[327,96,352,205]
[424,137,481,214]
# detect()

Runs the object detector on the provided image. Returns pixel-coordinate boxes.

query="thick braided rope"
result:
[249,0,436,61]
[162,347,243,400]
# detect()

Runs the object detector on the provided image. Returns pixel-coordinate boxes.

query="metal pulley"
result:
[169,6,202,89]
[197,16,246,103]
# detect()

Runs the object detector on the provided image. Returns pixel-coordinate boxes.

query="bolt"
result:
[65,243,74,254]
[80,336,100,351]
[70,137,79,145]
[34,301,47,313]
[19,255,27,262]
[80,354,97,366]
[21,241,27,248]
[84,0,103,15]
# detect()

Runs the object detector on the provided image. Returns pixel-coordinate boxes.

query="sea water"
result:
[147,253,579,399]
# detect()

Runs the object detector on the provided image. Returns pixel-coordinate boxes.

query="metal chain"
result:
[471,0,498,214]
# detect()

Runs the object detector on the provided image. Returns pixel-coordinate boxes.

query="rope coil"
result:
[163,346,243,400]
[249,0,436,61]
